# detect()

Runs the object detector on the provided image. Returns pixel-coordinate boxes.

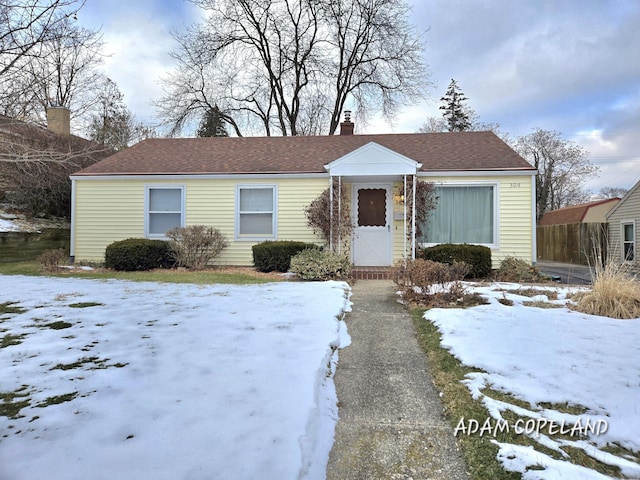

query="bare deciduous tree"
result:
[0,117,111,216]
[0,12,106,132]
[597,186,628,200]
[157,0,428,136]
[0,0,85,78]
[514,128,598,222]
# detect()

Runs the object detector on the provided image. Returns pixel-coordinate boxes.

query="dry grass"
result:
[572,260,640,319]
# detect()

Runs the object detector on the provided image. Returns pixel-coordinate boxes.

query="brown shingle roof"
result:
[539,199,620,226]
[73,131,535,176]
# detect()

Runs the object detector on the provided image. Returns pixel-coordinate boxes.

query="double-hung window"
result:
[145,185,185,238]
[422,184,497,246]
[236,185,277,240]
[622,221,635,262]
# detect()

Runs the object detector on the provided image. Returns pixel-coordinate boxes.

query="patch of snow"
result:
[0,218,20,232]
[0,275,351,480]
[425,283,640,479]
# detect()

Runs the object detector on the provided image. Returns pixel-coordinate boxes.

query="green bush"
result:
[252,241,319,272]
[104,238,173,271]
[290,248,351,280]
[420,243,492,278]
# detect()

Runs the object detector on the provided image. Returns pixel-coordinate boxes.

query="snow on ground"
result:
[0,218,20,232]
[425,283,640,480]
[0,275,351,480]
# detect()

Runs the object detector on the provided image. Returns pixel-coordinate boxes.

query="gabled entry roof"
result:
[73,131,536,176]
[324,142,421,176]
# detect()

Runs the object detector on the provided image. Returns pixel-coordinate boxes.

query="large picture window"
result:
[423,185,496,245]
[146,186,184,237]
[236,185,277,239]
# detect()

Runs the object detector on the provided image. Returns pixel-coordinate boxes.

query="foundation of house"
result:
[350,267,393,280]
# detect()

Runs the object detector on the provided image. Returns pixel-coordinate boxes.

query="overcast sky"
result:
[79,0,640,193]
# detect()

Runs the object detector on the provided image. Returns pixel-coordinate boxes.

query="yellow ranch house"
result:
[70,118,537,269]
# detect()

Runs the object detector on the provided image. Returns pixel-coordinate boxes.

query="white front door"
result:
[352,184,392,266]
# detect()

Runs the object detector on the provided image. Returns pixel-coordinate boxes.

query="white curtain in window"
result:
[425,186,493,244]
[239,187,274,236]
[149,189,181,211]
[148,188,182,236]
[240,188,273,212]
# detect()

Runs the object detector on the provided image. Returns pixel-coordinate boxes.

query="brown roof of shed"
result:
[73,131,535,176]
[539,198,621,226]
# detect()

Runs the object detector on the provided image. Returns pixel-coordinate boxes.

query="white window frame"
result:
[420,181,499,249]
[235,184,278,241]
[144,185,185,239]
[621,220,635,263]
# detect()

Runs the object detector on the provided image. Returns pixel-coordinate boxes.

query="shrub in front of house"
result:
[290,248,351,280]
[166,225,228,270]
[252,240,319,272]
[104,238,173,271]
[420,243,492,278]
[391,258,479,307]
[493,256,549,283]
[38,248,67,272]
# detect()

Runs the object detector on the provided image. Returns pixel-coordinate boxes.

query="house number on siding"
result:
[510,183,521,188]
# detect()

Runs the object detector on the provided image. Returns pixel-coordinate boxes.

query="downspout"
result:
[531,174,537,265]
[69,178,76,262]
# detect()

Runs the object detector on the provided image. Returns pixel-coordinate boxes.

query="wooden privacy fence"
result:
[536,223,608,265]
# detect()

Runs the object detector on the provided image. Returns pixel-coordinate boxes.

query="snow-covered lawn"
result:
[426,283,640,480]
[0,275,351,480]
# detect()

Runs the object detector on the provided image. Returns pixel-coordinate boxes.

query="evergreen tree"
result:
[439,79,471,132]
[197,106,229,137]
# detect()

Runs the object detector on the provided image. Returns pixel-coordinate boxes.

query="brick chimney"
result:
[46,106,71,135]
[339,110,354,135]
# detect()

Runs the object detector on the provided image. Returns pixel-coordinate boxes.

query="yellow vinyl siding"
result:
[73,177,329,265]
[73,180,146,261]
[414,175,534,268]
[73,174,533,268]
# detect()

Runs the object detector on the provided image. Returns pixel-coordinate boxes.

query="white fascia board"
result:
[418,170,537,177]
[325,142,421,177]
[69,172,329,181]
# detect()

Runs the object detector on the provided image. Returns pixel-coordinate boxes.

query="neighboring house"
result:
[70,119,537,268]
[539,198,620,226]
[0,107,111,210]
[606,181,640,264]
[537,199,620,265]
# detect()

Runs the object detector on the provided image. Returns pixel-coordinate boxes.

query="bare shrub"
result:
[571,260,640,319]
[166,225,228,270]
[392,258,473,306]
[494,256,549,283]
[38,248,67,272]
[304,179,352,251]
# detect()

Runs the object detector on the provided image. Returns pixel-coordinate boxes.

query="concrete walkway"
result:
[326,280,470,480]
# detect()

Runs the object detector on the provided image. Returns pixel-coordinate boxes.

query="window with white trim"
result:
[422,185,497,246]
[622,221,635,261]
[146,186,184,238]
[236,185,277,239]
